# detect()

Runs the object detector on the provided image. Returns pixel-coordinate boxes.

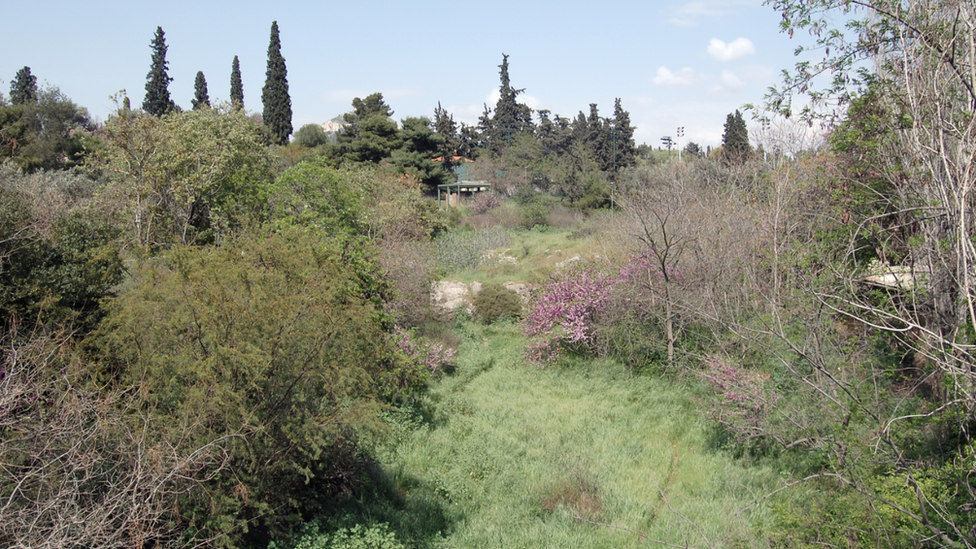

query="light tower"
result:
[677,126,685,161]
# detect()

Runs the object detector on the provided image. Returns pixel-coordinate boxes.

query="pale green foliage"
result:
[266,162,363,234]
[96,105,273,247]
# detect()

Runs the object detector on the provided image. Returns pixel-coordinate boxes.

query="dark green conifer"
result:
[610,98,638,171]
[192,71,210,110]
[486,54,533,154]
[721,110,751,165]
[261,21,292,145]
[230,55,244,110]
[9,66,38,105]
[143,27,175,116]
[586,103,612,171]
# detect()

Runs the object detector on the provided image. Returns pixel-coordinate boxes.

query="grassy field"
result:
[356,321,778,548]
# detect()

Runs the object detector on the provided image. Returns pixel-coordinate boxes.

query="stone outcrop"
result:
[430,280,538,319]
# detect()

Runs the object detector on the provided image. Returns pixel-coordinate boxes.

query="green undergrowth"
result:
[285,321,781,548]
[441,224,624,285]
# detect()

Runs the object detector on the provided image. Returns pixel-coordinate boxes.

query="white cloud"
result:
[652,66,701,87]
[707,37,756,62]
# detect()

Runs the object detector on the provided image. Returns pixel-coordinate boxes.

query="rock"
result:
[430,281,474,319]
[502,282,538,304]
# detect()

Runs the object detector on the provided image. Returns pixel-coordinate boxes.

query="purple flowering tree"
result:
[522,265,614,366]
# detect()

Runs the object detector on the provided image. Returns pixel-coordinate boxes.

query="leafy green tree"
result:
[262,21,292,145]
[293,123,329,148]
[721,110,750,165]
[9,67,38,105]
[0,86,96,172]
[143,27,176,116]
[96,105,273,247]
[230,55,244,110]
[191,71,210,110]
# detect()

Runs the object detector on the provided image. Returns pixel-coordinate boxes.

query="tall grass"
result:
[367,321,778,548]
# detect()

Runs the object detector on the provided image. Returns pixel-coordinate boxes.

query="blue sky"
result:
[1,0,819,149]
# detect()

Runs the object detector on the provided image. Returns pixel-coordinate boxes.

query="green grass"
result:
[367,321,778,548]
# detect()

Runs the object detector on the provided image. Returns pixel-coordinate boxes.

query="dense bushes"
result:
[0,172,123,332]
[91,230,425,546]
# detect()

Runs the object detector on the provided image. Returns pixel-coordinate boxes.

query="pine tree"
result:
[261,21,292,145]
[230,55,244,110]
[486,53,533,154]
[433,101,459,156]
[610,98,638,172]
[143,27,175,116]
[9,66,38,105]
[721,110,751,165]
[586,103,612,171]
[192,71,210,110]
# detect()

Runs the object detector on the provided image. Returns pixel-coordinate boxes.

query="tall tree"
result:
[143,27,175,116]
[433,101,459,156]
[261,21,292,145]
[610,98,638,172]
[721,109,750,165]
[9,67,38,105]
[586,103,612,171]
[191,71,210,110]
[485,54,534,155]
[230,55,244,110]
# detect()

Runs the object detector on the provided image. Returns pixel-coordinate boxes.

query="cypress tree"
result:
[230,55,244,110]
[721,110,751,165]
[261,21,292,145]
[192,71,210,110]
[9,66,38,105]
[143,26,175,116]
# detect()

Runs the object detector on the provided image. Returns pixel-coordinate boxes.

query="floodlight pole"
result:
[677,126,685,161]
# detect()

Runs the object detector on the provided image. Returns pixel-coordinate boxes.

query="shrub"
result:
[474,283,522,324]
[517,201,550,229]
